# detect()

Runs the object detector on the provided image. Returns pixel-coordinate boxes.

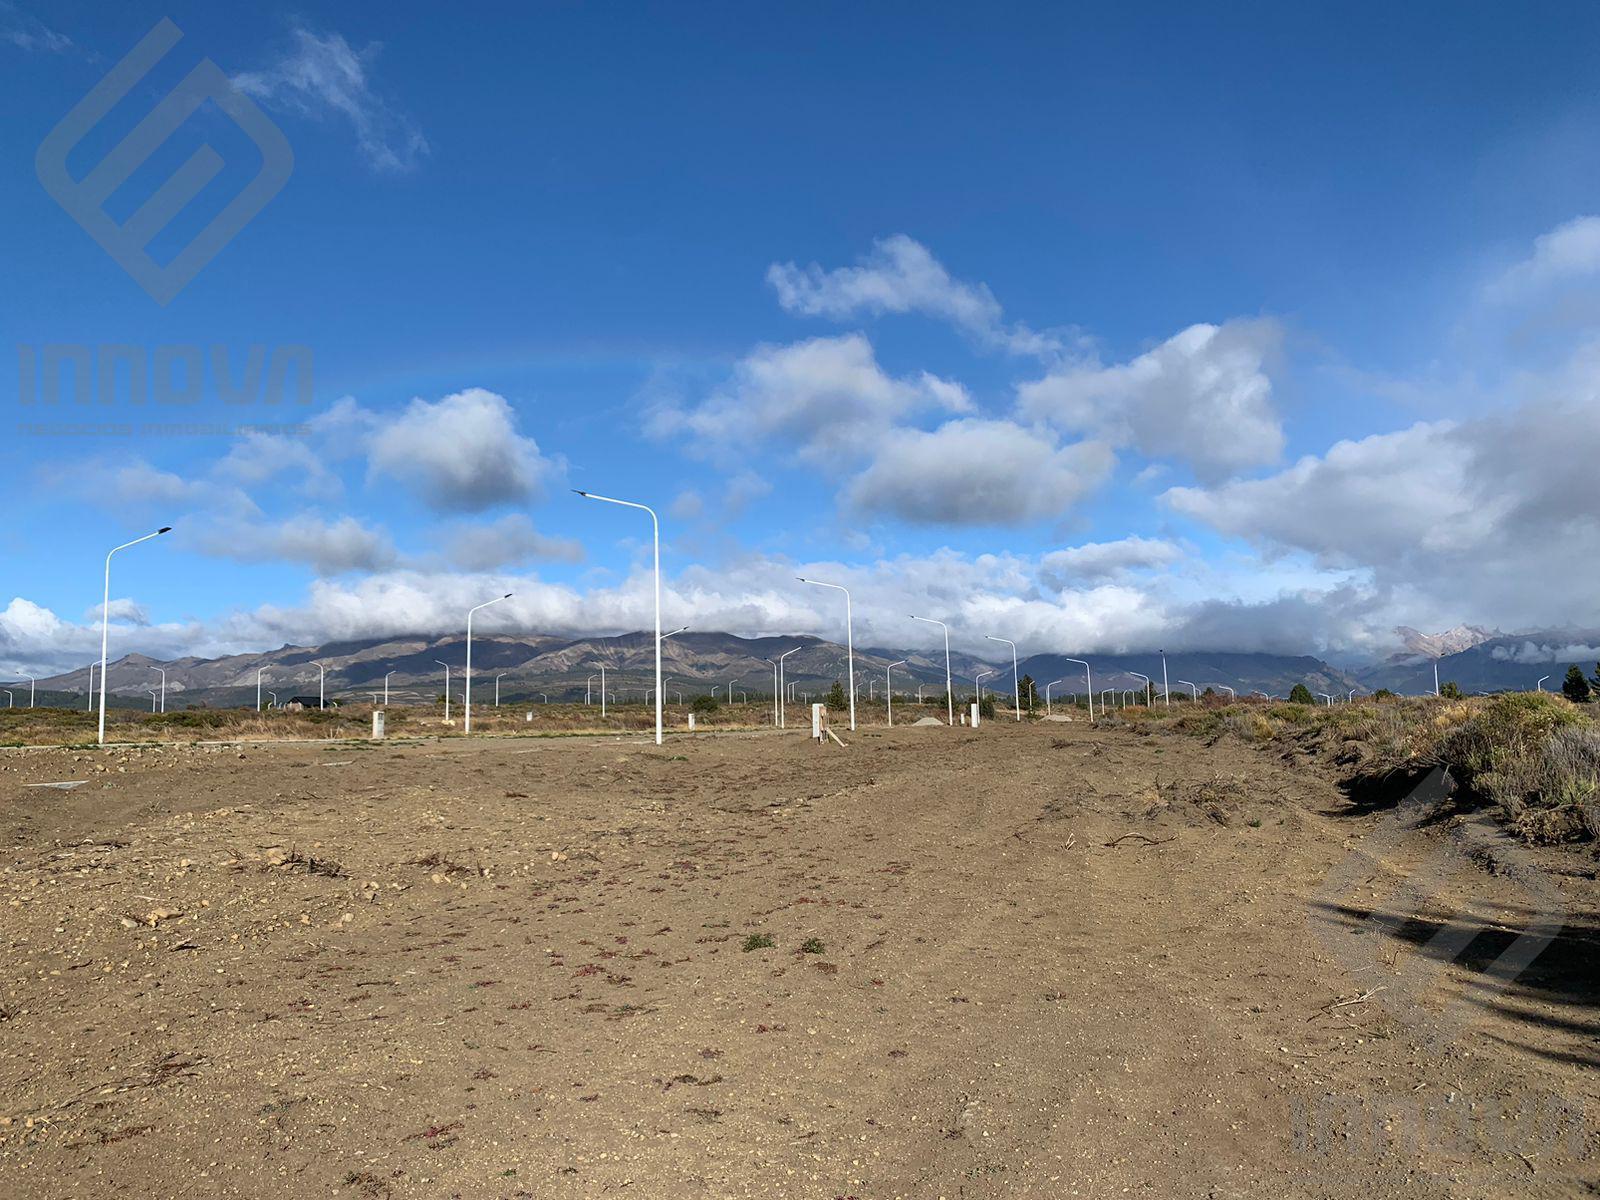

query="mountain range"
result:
[21,632,1361,708]
[20,626,1600,710]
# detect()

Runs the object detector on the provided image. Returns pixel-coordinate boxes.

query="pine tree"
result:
[1288,683,1314,705]
[1017,674,1038,710]
[825,679,847,710]
[1563,665,1591,703]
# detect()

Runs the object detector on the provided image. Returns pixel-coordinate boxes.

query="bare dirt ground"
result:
[1,721,1595,1199]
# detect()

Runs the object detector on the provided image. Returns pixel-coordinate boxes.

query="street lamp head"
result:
[571,489,590,497]
[157,526,172,535]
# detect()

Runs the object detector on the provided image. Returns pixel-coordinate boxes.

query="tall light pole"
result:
[1348,688,1359,702]
[886,659,905,726]
[910,614,954,726]
[798,577,856,732]
[1159,649,1170,709]
[586,675,596,705]
[464,593,513,736]
[3,691,12,709]
[600,665,607,717]
[86,662,96,712]
[1045,678,1065,716]
[1217,685,1235,702]
[985,635,1020,721]
[1318,692,1334,706]
[1433,661,1440,696]
[384,670,395,707]
[778,647,800,729]
[98,525,171,745]
[257,666,267,712]
[1176,679,1199,701]
[575,489,664,746]
[1063,657,1094,720]
[15,673,34,708]
[975,669,993,702]
[1129,671,1153,708]
[1101,688,1115,711]
[317,662,327,710]
[495,673,507,708]
[1537,675,1551,692]
[147,688,156,713]
[764,658,779,726]
[267,691,277,709]
[435,660,450,721]
[150,666,166,713]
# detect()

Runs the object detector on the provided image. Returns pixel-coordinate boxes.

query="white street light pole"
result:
[886,659,905,726]
[98,526,171,745]
[267,691,277,709]
[985,635,1020,721]
[317,662,326,710]
[1101,688,1114,711]
[435,660,450,721]
[257,666,267,712]
[495,673,506,708]
[586,675,596,705]
[575,490,664,745]
[151,666,166,713]
[464,593,513,736]
[778,647,800,729]
[17,674,34,708]
[764,659,779,726]
[1063,657,1094,720]
[1045,678,1064,716]
[86,662,96,712]
[3,691,11,708]
[1218,685,1235,702]
[975,670,993,702]
[1537,675,1551,692]
[147,688,156,712]
[909,614,953,726]
[1176,679,1199,701]
[1317,692,1334,706]
[1433,661,1440,696]
[384,671,394,707]
[1129,671,1153,708]
[1160,649,1170,708]
[798,577,856,732]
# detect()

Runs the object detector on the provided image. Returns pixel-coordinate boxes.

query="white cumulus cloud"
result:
[1019,319,1284,481]
[845,419,1114,526]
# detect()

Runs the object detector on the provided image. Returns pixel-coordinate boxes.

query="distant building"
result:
[281,696,338,711]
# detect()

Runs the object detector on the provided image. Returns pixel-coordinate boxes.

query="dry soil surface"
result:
[1,721,1596,1199]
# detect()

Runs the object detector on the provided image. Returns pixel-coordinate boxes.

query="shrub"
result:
[1288,684,1315,705]
[690,693,719,716]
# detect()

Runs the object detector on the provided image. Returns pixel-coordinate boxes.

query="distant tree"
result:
[1563,665,1592,704]
[1439,682,1463,699]
[1202,686,1217,700]
[1373,688,1396,701]
[1017,673,1038,711]
[825,679,847,710]
[1288,683,1315,705]
[1590,662,1600,695]
[978,693,996,720]
[690,693,718,716]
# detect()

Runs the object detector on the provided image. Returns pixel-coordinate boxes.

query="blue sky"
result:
[7,1,1600,674]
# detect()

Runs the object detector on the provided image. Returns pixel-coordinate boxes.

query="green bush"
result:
[1288,684,1315,705]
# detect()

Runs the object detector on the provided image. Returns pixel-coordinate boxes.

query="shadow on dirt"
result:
[1310,899,1600,1065]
